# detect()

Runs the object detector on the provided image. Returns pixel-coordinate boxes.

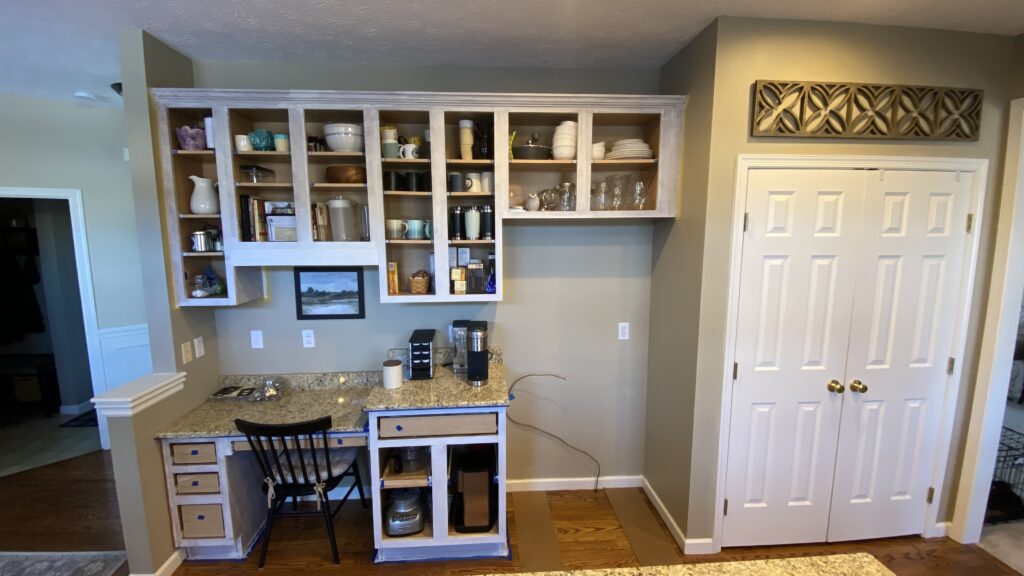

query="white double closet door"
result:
[723,168,971,546]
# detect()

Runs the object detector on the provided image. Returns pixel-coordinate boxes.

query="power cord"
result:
[508,373,602,491]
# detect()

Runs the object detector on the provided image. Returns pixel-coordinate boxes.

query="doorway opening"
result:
[0,198,100,476]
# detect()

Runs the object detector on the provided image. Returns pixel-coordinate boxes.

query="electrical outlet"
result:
[193,336,205,358]
[302,329,316,348]
[181,341,193,364]
[250,330,264,349]
[618,322,630,340]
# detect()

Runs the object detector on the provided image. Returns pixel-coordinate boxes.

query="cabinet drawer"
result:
[171,443,217,465]
[379,413,497,438]
[175,473,221,494]
[179,504,225,539]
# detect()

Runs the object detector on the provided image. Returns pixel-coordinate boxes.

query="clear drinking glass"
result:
[632,176,648,210]
[592,181,608,211]
[610,174,626,210]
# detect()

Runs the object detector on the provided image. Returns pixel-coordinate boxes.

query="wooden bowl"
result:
[325,165,367,184]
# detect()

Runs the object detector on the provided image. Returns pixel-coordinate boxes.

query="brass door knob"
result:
[827,379,845,394]
[850,380,868,393]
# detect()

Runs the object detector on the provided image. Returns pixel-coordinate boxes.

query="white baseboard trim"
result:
[642,477,687,553]
[507,475,643,492]
[60,400,94,415]
[683,537,716,554]
[130,548,183,576]
[925,521,951,538]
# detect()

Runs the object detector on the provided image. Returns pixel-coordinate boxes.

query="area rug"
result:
[980,521,1024,575]
[59,409,98,428]
[487,552,894,575]
[0,551,126,576]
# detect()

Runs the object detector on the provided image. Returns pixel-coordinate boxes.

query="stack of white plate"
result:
[606,138,653,160]
[552,120,577,160]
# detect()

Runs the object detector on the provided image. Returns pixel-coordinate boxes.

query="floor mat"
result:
[980,521,1024,575]
[512,491,562,572]
[0,551,125,576]
[605,488,681,566]
[480,552,894,575]
[59,409,98,428]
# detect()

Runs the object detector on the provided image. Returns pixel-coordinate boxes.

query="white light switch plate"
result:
[193,336,205,358]
[250,330,264,349]
[302,329,315,348]
[618,322,630,340]
[181,341,193,364]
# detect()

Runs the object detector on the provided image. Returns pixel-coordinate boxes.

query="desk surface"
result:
[364,363,509,411]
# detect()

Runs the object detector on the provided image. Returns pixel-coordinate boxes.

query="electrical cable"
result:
[507,373,602,491]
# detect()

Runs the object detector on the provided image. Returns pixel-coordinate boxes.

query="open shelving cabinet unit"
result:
[154,91,683,306]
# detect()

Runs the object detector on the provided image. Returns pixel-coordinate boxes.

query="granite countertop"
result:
[364,362,509,411]
[156,384,370,439]
[482,553,894,575]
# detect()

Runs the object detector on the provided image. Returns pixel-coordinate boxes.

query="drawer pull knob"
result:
[190,449,199,456]
[396,425,404,431]
[197,515,205,520]
[191,480,199,486]
[337,439,343,445]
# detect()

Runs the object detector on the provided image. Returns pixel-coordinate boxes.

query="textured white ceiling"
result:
[3,0,1024,105]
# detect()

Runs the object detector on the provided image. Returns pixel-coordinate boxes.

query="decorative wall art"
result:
[751,80,983,141]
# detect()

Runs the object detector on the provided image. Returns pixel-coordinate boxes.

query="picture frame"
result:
[293,266,365,320]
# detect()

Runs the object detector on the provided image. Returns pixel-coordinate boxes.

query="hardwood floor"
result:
[0,450,123,552]
[174,489,1020,576]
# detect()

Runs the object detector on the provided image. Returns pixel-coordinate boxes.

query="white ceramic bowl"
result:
[553,135,576,146]
[323,123,363,135]
[559,120,578,129]
[592,147,606,160]
[552,145,576,160]
[326,133,365,152]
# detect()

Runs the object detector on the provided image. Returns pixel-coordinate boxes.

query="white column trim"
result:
[129,549,184,576]
[93,372,186,417]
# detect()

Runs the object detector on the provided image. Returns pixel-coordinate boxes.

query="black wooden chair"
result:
[235,416,366,568]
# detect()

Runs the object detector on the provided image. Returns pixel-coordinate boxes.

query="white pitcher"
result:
[188,175,219,215]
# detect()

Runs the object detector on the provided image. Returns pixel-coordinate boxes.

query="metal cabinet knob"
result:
[850,379,868,393]
[827,379,845,394]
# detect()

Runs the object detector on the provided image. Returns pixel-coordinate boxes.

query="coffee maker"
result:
[451,320,471,375]
[467,321,488,386]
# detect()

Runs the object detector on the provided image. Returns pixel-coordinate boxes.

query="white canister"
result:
[204,117,215,149]
[383,359,403,389]
[481,171,494,194]
[327,197,358,241]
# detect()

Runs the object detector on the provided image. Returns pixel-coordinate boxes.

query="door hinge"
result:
[966,213,974,233]
[724,498,729,516]
[732,362,739,380]
[743,213,749,232]
[927,487,935,504]
[947,357,956,375]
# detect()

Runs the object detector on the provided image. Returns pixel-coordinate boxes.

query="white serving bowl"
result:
[326,133,364,152]
[552,145,576,160]
[553,135,576,146]
[324,123,363,135]
[592,147,606,160]
[559,120,578,129]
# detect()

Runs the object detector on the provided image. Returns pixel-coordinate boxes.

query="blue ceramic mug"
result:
[406,219,427,239]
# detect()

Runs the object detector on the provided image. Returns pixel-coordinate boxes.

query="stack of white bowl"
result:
[323,123,364,152]
[552,120,577,160]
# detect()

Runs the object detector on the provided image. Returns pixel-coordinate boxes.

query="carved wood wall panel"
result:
[752,80,982,141]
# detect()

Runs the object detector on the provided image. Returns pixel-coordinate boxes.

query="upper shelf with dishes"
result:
[152,90,683,306]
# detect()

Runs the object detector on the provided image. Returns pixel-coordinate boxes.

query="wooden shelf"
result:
[382,158,431,165]
[179,214,221,219]
[235,151,289,158]
[173,149,214,157]
[386,239,432,245]
[384,191,431,197]
[509,159,576,171]
[380,467,430,489]
[449,240,494,245]
[182,252,224,257]
[308,151,365,162]
[446,159,494,166]
[235,182,293,189]
[448,192,494,198]
[592,159,658,170]
[311,183,366,189]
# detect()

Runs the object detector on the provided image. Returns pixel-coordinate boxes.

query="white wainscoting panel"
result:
[97,324,152,448]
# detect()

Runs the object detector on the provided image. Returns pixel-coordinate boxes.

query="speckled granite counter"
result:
[156,384,370,439]
[364,362,509,411]
[483,553,893,575]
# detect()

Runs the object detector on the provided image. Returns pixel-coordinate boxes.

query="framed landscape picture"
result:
[293,267,365,320]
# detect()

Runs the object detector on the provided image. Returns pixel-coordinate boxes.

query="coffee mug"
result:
[381,126,398,142]
[482,171,494,194]
[466,172,482,192]
[406,219,427,239]
[382,141,401,159]
[399,143,419,159]
[448,172,465,192]
[425,221,433,239]
[234,134,253,152]
[385,219,408,239]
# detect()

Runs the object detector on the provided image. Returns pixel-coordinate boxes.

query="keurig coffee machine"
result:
[467,321,488,386]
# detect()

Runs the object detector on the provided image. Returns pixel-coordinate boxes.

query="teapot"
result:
[188,175,219,215]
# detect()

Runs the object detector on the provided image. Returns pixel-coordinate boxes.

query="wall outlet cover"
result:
[193,336,205,358]
[618,322,630,340]
[302,329,315,348]
[250,330,264,350]
[181,341,193,364]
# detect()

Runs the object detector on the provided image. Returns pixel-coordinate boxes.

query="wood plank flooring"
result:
[0,452,1014,576]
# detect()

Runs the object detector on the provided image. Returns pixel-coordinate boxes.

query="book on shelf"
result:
[238,198,294,242]
[239,194,252,242]
[311,202,333,241]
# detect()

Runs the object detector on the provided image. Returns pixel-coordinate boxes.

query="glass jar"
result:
[592,181,608,211]
[610,174,627,210]
[559,182,576,211]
